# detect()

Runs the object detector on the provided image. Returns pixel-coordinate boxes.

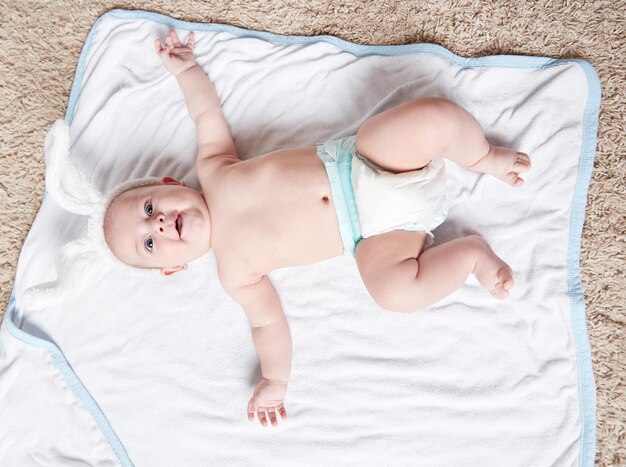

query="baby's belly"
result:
[264,197,344,269]
[227,147,345,273]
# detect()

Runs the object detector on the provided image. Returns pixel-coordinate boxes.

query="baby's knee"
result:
[404,97,469,140]
[464,234,489,251]
[410,96,461,118]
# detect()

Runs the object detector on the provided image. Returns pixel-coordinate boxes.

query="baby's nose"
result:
[154,213,171,235]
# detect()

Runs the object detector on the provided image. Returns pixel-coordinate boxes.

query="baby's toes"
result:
[505,171,524,186]
[491,283,510,299]
[490,266,514,298]
[498,267,515,291]
[501,275,515,291]
[515,153,531,171]
[506,154,530,186]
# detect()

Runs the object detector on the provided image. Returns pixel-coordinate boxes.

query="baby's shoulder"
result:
[214,250,262,289]
[196,156,238,187]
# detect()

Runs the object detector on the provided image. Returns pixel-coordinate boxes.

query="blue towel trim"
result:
[564,59,600,467]
[2,8,600,466]
[2,292,134,466]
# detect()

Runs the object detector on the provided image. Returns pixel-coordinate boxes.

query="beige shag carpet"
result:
[0,1,623,465]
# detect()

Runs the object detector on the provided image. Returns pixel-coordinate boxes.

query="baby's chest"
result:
[217,202,339,282]
[213,149,342,274]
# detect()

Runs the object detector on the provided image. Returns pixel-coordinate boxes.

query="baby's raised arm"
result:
[155,30,238,164]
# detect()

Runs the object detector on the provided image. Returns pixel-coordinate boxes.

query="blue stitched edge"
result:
[564,59,600,467]
[2,8,600,466]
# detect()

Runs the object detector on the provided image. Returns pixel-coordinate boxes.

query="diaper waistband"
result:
[316,136,362,257]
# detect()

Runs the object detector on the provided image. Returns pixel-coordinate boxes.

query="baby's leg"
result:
[355,231,514,313]
[355,97,531,186]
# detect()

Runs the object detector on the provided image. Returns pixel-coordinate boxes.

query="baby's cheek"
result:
[176,240,195,260]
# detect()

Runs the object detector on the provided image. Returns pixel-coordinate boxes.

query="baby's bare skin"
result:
[203,142,527,298]
[201,146,344,284]
[105,30,531,428]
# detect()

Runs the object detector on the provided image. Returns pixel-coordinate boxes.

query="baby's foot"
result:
[471,236,515,299]
[467,145,531,187]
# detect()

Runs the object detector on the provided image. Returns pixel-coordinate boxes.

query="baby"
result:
[103,30,531,427]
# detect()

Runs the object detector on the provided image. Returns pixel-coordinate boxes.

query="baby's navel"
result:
[322,196,329,204]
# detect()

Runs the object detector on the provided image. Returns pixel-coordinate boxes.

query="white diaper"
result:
[351,152,449,240]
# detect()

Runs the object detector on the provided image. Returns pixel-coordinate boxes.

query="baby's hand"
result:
[154,30,197,77]
[247,378,288,427]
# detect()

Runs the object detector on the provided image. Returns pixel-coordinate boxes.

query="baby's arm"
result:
[222,275,292,427]
[155,30,238,162]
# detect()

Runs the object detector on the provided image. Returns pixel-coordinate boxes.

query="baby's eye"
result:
[145,236,153,252]
[144,199,153,216]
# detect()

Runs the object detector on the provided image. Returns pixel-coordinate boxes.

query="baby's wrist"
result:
[263,377,288,386]
[174,64,198,78]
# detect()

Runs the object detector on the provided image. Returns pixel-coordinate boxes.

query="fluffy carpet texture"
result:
[0,1,623,465]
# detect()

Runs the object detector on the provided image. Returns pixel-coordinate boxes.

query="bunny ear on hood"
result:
[18,238,110,310]
[44,119,104,215]
[19,120,162,311]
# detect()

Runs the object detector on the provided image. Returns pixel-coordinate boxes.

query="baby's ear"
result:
[161,176,186,186]
[161,264,188,276]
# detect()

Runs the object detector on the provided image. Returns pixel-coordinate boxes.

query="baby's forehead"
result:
[120,184,156,198]
[107,185,154,221]
[114,184,164,205]
[112,186,146,210]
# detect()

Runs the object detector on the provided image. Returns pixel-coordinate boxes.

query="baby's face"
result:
[104,183,211,270]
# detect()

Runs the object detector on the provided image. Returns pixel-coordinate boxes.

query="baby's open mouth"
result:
[175,214,183,238]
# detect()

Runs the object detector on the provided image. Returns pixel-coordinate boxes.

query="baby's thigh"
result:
[354,97,456,172]
[354,230,428,310]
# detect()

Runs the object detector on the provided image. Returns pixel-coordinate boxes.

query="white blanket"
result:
[0,9,599,466]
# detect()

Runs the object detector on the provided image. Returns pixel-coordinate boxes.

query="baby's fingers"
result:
[171,29,182,46]
[267,407,278,427]
[185,31,195,49]
[247,397,258,422]
[154,39,170,58]
[257,409,269,427]
[167,29,183,47]
[276,403,288,420]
